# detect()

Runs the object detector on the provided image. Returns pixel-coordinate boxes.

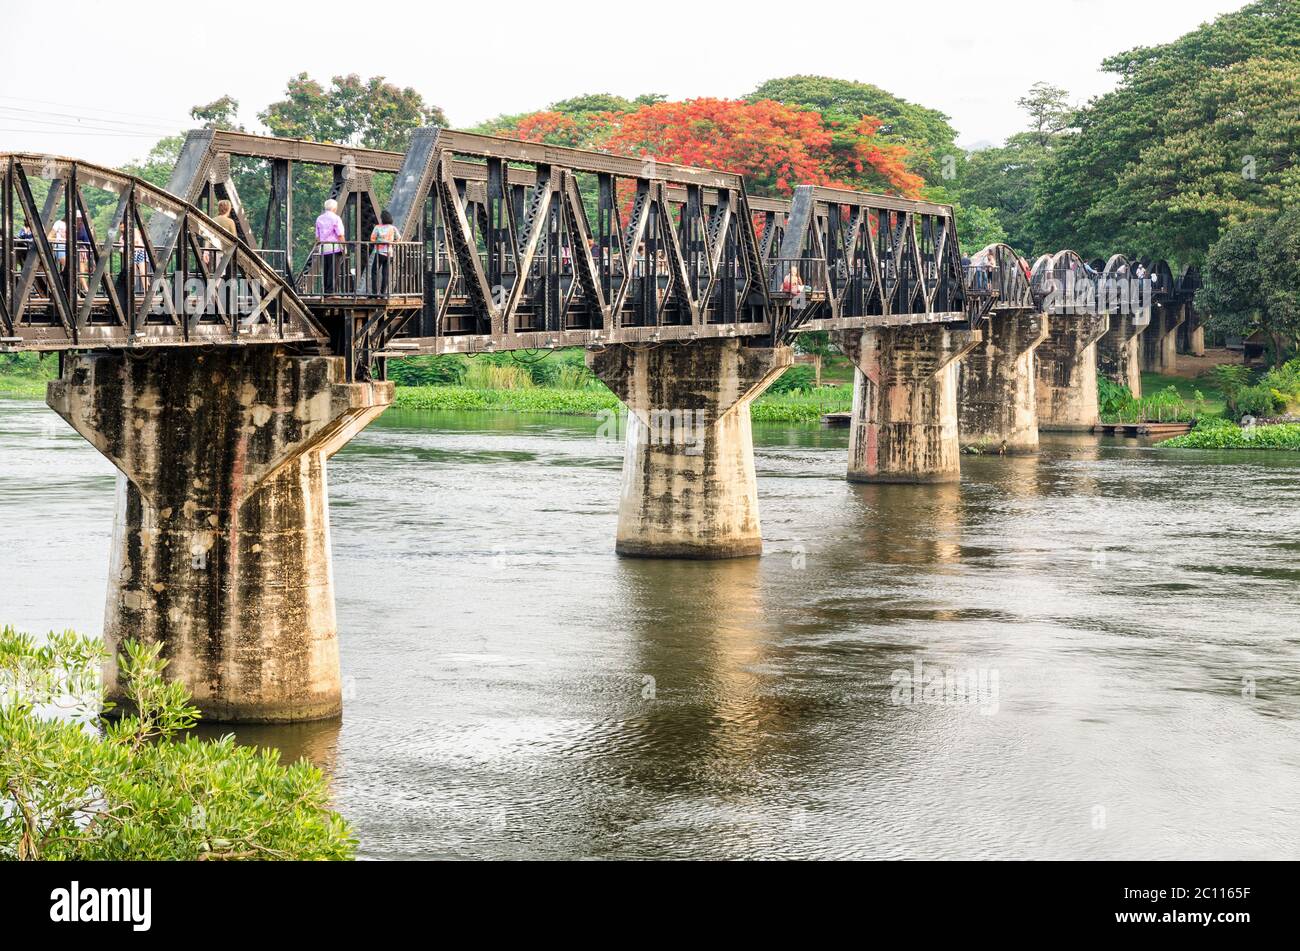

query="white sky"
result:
[0,0,1249,167]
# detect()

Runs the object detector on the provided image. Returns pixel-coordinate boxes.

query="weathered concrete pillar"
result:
[958,312,1049,453]
[1141,303,1184,373]
[587,338,792,558]
[1188,310,1206,357]
[1036,312,1109,431]
[1098,313,1143,396]
[838,325,981,483]
[47,347,392,722]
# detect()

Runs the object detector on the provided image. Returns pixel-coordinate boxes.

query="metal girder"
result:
[0,125,1197,364]
[0,153,326,353]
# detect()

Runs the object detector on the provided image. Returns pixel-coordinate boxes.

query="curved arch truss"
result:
[0,154,325,352]
[968,244,1033,312]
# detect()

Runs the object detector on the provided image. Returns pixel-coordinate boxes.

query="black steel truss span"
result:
[0,154,324,353]
[160,128,977,358]
[0,127,1202,361]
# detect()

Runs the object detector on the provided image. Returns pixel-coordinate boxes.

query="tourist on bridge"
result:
[50,217,67,269]
[213,199,236,236]
[75,212,91,293]
[369,210,400,295]
[315,198,346,294]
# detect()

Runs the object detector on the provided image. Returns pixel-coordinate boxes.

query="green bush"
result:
[1098,377,1134,418]
[1234,383,1286,418]
[0,628,355,861]
[768,365,817,395]
[1259,358,1300,411]
[1098,381,1198,423]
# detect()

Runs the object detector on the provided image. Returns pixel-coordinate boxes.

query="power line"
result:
[0,94,191,127]
[0,127,160,137]
[0,106,178,134]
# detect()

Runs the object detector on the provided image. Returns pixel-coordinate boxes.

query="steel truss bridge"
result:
[1,129,1200,374]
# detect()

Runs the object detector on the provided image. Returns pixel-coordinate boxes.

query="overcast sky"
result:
[0,0,1249,167]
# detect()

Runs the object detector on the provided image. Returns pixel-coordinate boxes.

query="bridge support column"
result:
[1036,313,1109,431]
[838,326,981,483]
[47,347,392,722]
[1141,303,1184,374]
[1099,314,1144,397]
[587,338,792,558]
[1188,321,1205,356]
[958,312,1049,453]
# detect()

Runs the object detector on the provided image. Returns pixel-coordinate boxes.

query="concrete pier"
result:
[839,326,981,483]
[48,347,391,722]
[587,338,792,558]
[1186,310,1206,357]
[1036,313,1109,432]
[1098,313,1144,396]
[1141,303,1185,374]
[958,312,1049,453]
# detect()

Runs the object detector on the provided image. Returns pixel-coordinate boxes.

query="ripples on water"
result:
[2,400,1299,859]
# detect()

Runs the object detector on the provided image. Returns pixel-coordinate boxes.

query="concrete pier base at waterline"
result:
[958,312,1049,453]
[1098,313,1144,397]
[1036,312,1109,432]
[47,347,392,723]
[587,338,792,559]
[838,326,982,483]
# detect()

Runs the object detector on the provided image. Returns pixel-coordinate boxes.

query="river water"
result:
[2,398,1299,859]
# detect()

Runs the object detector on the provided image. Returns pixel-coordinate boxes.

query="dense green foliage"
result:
[1098,379,1204,423]
[0,628,355,860]
[1160,419,1300,450]
[1208,360,1300,417]
[393,375,853,423]
[258,74,446,152]
[1034,0,1300,262]
[394,385,619,416]
[0,353,55,397]
[956,84,1073,255]
[745,75,959,186]
[1202,207,1300,365]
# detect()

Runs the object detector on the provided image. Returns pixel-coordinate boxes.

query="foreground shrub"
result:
[0,628,355,861]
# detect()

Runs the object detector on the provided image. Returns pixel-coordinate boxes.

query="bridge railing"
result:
[256,248,290,281]
[297,241,424,300]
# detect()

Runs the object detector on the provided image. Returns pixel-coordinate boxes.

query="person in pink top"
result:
[315,198,345,293]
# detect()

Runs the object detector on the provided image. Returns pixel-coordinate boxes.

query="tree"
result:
[608,98,923,197]
[1035,0,1300,262]
[1016,82,1072,147]
[472,91,660,149]
[485,95,923,198]
[956,82,1077,257]
[0,627,355,860]
[191,95,243,132]
[259,73,447,151]
[1202,208,1300,367]
[747,75,960,186]
[121,135,183,189]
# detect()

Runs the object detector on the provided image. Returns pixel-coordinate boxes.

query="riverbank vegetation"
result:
[0,354,54,398]
[1159,417,1300,451]
[0,627,355,860]
[1099,362,1300,425]
[389,350,853,423]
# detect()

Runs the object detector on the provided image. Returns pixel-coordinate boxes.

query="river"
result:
[2,398,1299,859]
